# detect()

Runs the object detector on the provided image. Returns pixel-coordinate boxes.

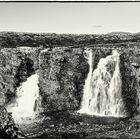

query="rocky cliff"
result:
[0,47,40,106]
[39,47,88,112]
[0,32,140,118]
[0,46,139,117]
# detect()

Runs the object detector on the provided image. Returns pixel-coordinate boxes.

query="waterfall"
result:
[7,73,39,121]
[78,49,126,117]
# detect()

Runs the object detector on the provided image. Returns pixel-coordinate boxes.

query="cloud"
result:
[92,25,102,28]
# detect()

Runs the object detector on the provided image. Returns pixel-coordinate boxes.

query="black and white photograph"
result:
[1,1,140,138]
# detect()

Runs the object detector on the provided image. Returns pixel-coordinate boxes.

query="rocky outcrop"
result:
[39,47,88,112]
[0,47,40,106]
[120,50,138,116]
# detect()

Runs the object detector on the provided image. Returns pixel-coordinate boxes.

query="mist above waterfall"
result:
[7,74,39,122]
[78,49,126,117]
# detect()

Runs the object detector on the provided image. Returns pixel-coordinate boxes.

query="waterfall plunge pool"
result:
[16,110,131,138]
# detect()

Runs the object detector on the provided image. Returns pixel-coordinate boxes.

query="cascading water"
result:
[7,73,39,122]
[78,49,126,117]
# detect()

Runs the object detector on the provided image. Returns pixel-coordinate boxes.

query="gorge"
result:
[1,32,140,138]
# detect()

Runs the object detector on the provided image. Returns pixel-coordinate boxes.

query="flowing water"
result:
[78,49,126,117]
[4,49,131,138]
[7,73,39,123]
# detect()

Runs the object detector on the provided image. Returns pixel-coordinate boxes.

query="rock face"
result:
[120,50,139,116]
[39,47,88,112]
[0,48,21,105]
[0,47,40,106]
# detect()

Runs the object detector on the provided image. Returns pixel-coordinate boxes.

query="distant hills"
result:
[106,32,133,36]
[0,31,140,48]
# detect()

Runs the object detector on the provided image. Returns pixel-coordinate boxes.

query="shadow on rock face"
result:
[15,57,35,87]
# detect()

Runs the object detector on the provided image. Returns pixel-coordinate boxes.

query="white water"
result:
[78,49,126,117]
[7,74,39,122]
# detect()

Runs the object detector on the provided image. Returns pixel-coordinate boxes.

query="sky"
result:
[0,2,140,34]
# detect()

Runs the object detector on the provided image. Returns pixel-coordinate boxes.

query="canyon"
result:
[1,32,140,138]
